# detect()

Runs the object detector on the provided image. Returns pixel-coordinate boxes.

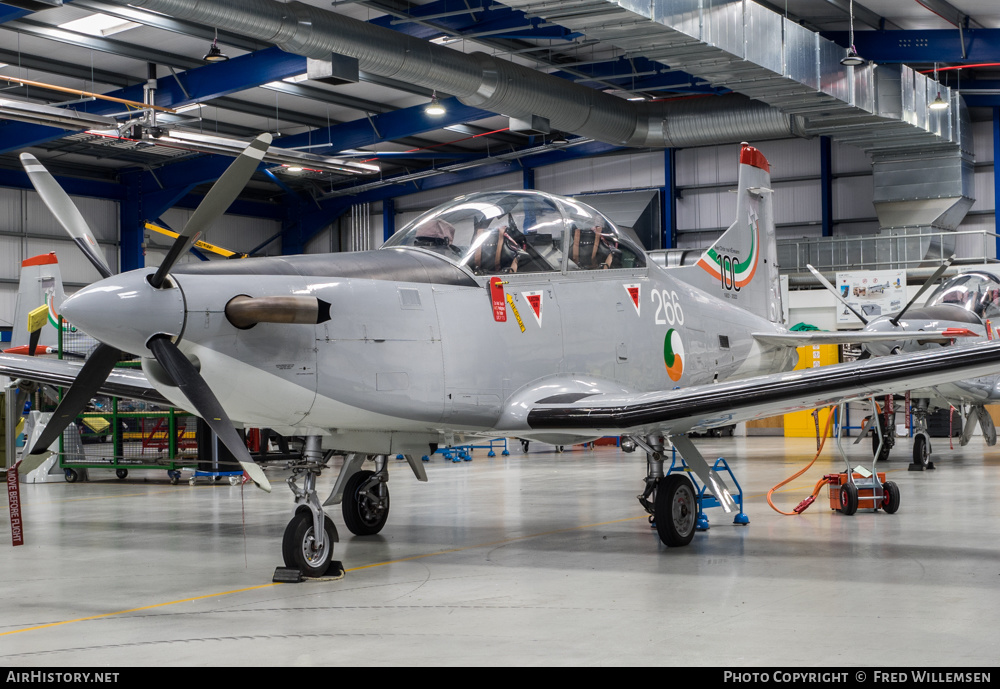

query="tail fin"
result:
[674,143,783,323]
[7,253,67,353]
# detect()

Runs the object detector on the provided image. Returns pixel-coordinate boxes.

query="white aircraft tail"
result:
[674,143,783,323]
[6,253,67,355]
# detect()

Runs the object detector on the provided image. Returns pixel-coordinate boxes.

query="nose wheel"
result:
[281,438,340,578]
[282,510,337,577]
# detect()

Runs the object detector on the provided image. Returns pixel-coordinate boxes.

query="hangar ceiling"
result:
[0,0,999,241]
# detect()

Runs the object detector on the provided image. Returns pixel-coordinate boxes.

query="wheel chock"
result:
[272,560,345,583]
[272,567,304,583]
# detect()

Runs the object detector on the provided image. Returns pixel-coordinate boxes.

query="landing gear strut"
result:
[282,436,339,577]
[910,401,935,471]
[630,435,698,547]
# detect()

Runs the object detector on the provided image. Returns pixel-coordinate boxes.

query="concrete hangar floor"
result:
[2,436,997,667]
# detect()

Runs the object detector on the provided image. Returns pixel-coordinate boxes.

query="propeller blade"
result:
[150,133,272,289]
[146,336,271,492]
[25,343,121,456]
[806,264,868,326]
[19,154,114,280]
[891,256,955,326]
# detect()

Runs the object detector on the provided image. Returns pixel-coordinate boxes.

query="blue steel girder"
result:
[274,98,495,154]
[823,29,1000,64]
[0,46,307,155]
[0,3,33,25]
[0,166,123,200]
[954,81,1000,107]
[551,58,727,96]
[369,0,579,42]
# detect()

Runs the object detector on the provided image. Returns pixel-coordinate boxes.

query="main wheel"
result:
[840,482,859,516]
[881,481,901,514]
[872,431,891,462]
[282,510,337,577]
[342,470,389,536]
[655,474,698,547]
[913,434,930,468]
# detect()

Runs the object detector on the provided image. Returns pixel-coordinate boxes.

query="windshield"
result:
[381,190,646,275]
[924,270,1000,321]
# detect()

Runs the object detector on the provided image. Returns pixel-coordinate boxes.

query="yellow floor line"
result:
[2,465,908,635]
[0,584,280,637]
[2,514,646,637]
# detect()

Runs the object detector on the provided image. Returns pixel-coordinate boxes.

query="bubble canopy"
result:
[924,270,1000,322]
[381,190,646,275]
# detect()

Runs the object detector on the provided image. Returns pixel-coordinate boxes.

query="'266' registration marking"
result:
[651,289,685,326]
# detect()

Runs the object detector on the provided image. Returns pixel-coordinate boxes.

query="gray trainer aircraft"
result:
[5,140,1000,577]
[809,262,1000,468]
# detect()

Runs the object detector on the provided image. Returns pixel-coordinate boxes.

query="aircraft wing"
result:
[524,340,1000,436]
[752,328,977,347]
[0,352,169,406]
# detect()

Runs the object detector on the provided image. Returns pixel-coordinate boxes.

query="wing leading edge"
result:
[525,340,1000,436]
[752,329,977,347]
[0,353,169,406]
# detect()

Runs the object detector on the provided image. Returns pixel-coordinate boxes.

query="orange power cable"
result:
[766,407,838,515]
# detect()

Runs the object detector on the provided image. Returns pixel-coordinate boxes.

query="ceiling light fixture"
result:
[929,63,950,110]
[840,0,865,67]
[424,91,446,116]
[203,29,229,63]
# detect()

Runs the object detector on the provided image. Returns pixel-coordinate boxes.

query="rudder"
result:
[673,143,782,323]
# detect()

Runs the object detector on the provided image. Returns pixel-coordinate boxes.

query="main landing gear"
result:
[279,438,396,578]
[631,435,698,547]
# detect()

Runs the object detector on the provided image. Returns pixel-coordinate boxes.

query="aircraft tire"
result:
[282,510,336,577]
[655,474,697,547]
[342,470,389,536]
[840,483,859,516]
[913,434,930,468]
[872,431,891,462]
[881,481,901,514]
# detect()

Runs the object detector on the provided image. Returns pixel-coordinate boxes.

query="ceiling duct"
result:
[110,0,974,257]
[502,0,975,255]
[110,0,803,148]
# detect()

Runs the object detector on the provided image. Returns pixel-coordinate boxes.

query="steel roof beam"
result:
[0,46,310,155]
[825,29,1000,63]
[275,97,496,155]
[820,0,898,31]
[914,0,982,30]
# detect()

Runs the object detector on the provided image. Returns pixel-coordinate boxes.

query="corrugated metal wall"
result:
[2,126,997,331]
[0,188,119,334]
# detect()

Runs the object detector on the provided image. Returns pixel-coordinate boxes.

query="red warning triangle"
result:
[624,283,640,316]
[522,291,543,327]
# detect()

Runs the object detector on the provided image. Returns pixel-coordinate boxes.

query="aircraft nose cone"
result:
[60,269,186,355]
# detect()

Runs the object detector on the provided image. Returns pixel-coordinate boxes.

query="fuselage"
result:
[61,247,795,451]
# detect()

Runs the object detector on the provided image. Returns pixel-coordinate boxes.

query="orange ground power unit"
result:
[828,472,887,512]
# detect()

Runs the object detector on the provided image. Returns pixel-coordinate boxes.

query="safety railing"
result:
[778,228,1000,273]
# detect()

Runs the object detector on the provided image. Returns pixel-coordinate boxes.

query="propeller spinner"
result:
[19,135,274,492]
